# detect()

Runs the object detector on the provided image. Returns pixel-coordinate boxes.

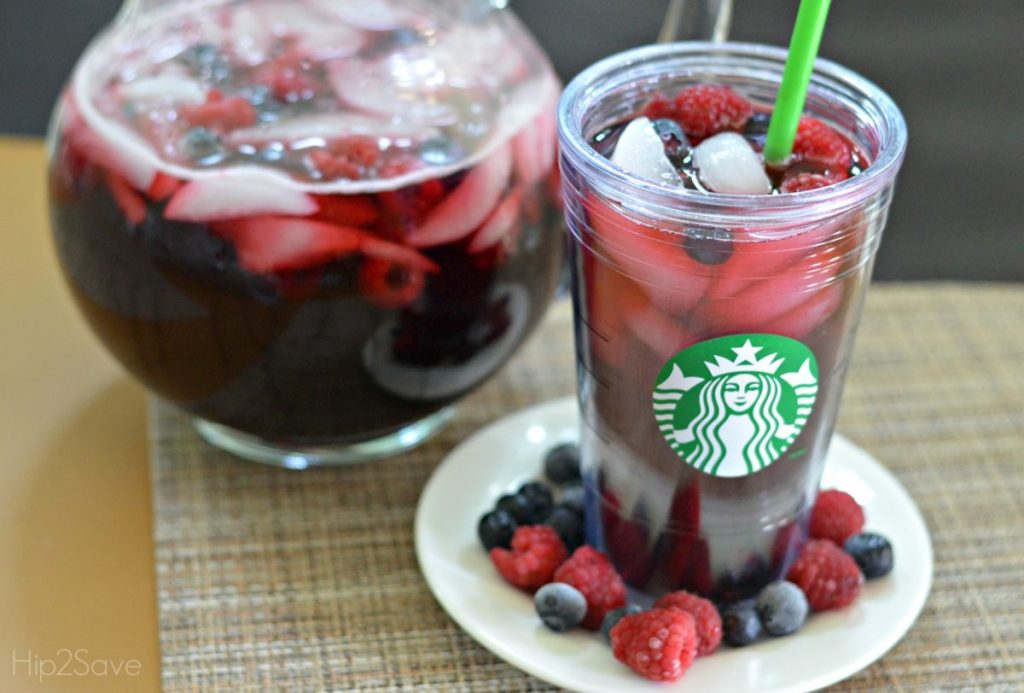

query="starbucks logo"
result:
[652,335,819,478]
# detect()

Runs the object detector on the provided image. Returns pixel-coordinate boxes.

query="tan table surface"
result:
[0,137,160,691]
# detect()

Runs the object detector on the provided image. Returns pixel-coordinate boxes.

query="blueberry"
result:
[559,484,585,514]
[844,532,894,579]
[544,443,582,485]
[496,493,535,524]
[478,509,517,551]
[546,506,583,551]
[179,43,231,83]
[535,582,588,632]
[743,111,772,142]
[518,481,554,521]
[600,604,643,643]
[651,118,690,168]
[238,84,273,107]
[755,581,809,636]
[721,605,762,646]
[682,226,733,265]
[180,128,225,166]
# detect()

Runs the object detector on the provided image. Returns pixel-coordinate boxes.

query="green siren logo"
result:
[652,335,819,478]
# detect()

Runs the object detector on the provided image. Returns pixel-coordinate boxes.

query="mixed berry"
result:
[598,84,867,195]
[476,442,896,682]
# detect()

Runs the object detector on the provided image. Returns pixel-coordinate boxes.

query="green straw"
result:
[763,0,833,165]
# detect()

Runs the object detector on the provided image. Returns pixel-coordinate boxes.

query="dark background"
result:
[2,0,1021,280]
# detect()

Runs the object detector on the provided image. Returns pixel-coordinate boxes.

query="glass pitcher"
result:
[47,0,564,468]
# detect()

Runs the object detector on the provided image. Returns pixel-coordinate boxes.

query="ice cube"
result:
[610,117,682,186]
[691,132,771,195]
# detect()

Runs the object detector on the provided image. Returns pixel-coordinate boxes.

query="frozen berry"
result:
[543,443,581,485]
[518,481,554,522]
[496,493,534,524]
[792,116,853,178]
[610,608,698,682]
[788,539,864,611]
[755,581,809,636]
[844,532,894,579]
[554,546,628,630]
[780,172,835,194]
[600,604,643,643]
[489,525,569,591]
[477,509,517,551]
[519,480,554,504]
[683,226,733,265]
[559,484,585,514]
[651,118,690,168]
[534,582,588,632]
[670,84,753,139]
[809,489,866,545]
[179,127,225,166]
[654,590,723,656]
[180,91,257,130]
[721,605,762,647]
[743,111,772,141]
[546,506,584,552]
[179,43,231,83]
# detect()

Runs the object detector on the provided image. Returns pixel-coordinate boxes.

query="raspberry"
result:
[792,117,853,178]
[653,590,723,656]
[610,608,698,682]
[180,91,257,131]
[780,172,836,194]
[489,525,568,591]
[809,489,866,545]
[787,539,864,611]
[644,85,753,140]
[553,546,627,629]
[641,95,679,123]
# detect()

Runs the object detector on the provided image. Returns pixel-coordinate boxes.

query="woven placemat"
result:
[151,283,1024,691]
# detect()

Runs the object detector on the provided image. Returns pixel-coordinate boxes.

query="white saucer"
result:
[415,397,933,693]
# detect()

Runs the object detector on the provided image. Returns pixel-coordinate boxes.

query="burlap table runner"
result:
[151,283,1024,691]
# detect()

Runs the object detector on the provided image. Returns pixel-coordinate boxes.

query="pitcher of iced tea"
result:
[47,0,563,467]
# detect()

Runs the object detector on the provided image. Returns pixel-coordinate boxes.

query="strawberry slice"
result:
[407,143,512,247]
[313,193,380,228]
[165,172,318,221]
[211,216,362,274]
[360,236,439,274]
[512,102,557,187]
[583,194,710,315]
[358,258,427,308]
[146,172,182,201]
[582,247,648,369]
[105,172,147,226]
[468,187,523,254]
[767,283,843,340]
[693,244,844,334]
[628,304,700,362]
[704,216,850,301]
